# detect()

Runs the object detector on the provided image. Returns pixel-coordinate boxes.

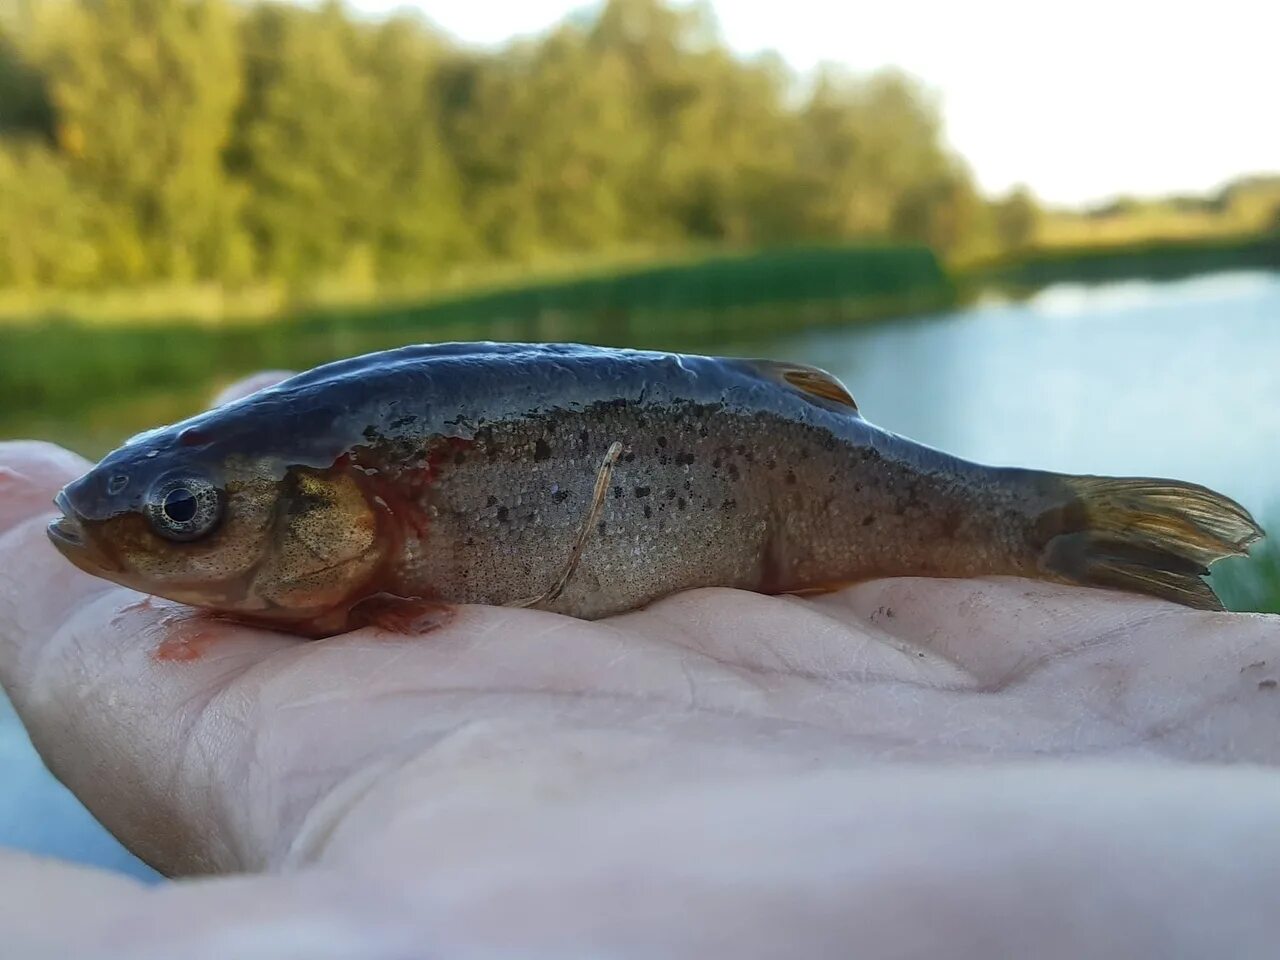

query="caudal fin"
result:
[1037,477,1264,610]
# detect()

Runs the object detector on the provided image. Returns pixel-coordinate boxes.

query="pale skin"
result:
[1,375,1279,959]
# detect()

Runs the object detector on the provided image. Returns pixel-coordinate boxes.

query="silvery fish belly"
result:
[47,343,1263,637]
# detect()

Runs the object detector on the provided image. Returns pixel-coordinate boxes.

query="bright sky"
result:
[350,0,1280,206]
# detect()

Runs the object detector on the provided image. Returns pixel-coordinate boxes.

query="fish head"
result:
[48,420,388,623]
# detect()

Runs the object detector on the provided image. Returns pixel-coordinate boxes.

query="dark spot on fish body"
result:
[722,498,737,511]
[666,488,676,499]
[579,429,590,446]
[613,486,623,499]
[676,452,695,466]
[597,520,607,536]
[657,436,667,448]
[533,439,551,461]
[635,486,651,498]
[551,489,570,504]
[623,452,635,464]
[643,505,652,519]
[486,495,498,507]
[659,455,669,465]
[727,463,740,481]
[496,506,509,522]
[677,497,687,510]
[862,515,875,527]
[1260,679,1277,690]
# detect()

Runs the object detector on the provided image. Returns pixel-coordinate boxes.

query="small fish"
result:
[48,342,1263,637]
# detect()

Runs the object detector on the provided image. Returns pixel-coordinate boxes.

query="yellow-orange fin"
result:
[739,359,859,414]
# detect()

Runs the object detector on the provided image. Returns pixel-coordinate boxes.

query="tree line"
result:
[0,0,1040,292]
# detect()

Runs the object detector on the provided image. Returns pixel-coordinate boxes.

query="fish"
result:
[47,342,1264,637]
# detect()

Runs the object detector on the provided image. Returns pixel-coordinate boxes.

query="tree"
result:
[992,186,1042,251]
[230,2,470,285]
[0,140,101,286]
[0,0,993,292]
[892,166,992,259]
[0,10,53,139]
[36,0,246,281]
[796,68,953,240]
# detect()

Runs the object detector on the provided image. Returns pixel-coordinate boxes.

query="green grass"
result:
[972,231,1280,289]
[0,243,954,456]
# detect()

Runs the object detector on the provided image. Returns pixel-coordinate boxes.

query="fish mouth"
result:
[48,490,86,548]
[47,489,120,574]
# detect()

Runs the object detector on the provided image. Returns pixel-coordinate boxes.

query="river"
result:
[1,267,1277,880]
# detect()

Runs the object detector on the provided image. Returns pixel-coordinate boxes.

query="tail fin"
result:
[1037,477,1264,610]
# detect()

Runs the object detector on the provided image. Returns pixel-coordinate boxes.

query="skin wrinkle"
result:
[978,607,1184,693]
[646,588,979,690]
[759,596,974,688]
[0,521,115,692]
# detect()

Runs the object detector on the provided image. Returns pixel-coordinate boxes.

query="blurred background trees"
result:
[0,0,1006,292]
[0,0,1275,298]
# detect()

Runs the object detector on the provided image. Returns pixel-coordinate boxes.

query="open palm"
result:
[0,379,1278,958]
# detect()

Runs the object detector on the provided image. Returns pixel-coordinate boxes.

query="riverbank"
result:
[974,231,1280,290]
[3,232,1277,457]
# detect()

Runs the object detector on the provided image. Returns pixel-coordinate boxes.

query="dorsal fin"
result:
[738,359,859,415]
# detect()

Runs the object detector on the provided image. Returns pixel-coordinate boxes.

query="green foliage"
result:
[32,0,245,281]
[0,12,53,138]
[1211,526,1280,615]
[230,3,468,285]
[0,140,102,286]
[991,186,1042,251]
[978,232,1280,288]
[0,0,987,294]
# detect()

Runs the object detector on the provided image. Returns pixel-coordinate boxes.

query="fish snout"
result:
[47,486,120,573]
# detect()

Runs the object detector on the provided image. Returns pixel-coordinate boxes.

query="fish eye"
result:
[145,475,222,542]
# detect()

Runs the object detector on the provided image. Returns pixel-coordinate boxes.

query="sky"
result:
[346,0,1280,207]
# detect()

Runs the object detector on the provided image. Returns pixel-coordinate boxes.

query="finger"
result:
[0,849,424,958]
[0,442,113,684]
[0,441,90,536]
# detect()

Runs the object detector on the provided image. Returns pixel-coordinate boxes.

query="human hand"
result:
[1,377,1279,959]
